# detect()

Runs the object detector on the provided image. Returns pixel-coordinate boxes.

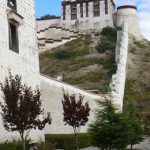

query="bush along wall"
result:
[45,133,92,150]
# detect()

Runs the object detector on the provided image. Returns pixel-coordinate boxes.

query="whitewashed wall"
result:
[0,0,44,142]
[110,21,129,111]
[40,75,101,134]
[37,19,61,31]
[117,7,142,39]
[61,0,115,32]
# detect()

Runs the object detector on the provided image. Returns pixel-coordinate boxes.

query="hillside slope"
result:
[124,36,150,120]
[40,28,118,93]
[39,27,150,120]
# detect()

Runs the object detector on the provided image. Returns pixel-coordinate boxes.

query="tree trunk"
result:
[131,144,133,150]
[73,128,79,150]
[109,146,111,150]
[20,131,26,150]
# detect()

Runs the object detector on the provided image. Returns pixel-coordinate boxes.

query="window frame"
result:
[8,22,19,53]
[7,0,17,11]
[93,0,100,17]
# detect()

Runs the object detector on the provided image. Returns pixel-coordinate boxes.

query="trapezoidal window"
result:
[71,4,77,20]
[105,0,108,14]
[93,0,100,17]
[63,5,66,20]
[86,2,89,17]
[7,0,17,11]
[80,3,83,18]
[9,22,19,53]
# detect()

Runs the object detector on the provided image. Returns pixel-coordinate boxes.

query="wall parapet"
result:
[109,21,129,111]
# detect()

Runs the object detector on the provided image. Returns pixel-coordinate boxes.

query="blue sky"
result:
[35,0,150,40]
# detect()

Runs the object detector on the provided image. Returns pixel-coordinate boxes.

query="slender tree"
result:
[0,71,52,150]
[123,101,144,150]
[89,99,144,150]
[88,99,123,150]
[62,93,90,150]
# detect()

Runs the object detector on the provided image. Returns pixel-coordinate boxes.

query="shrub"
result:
[94,32,100,36]
[134,41,146,48]
[101,27,118,42]
[0,141,55,150]
[96,37,116,53]
[0,141,29,150]
[51,50,77,60]
[45,133,92,150]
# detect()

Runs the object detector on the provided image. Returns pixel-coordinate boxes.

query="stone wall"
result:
[0,0,44,142]
[40,75,102,134]
[110,21,129,111]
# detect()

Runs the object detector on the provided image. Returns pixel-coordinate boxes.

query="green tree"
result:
[88,99,124,150]
[123,102,144,150]
[88,99,144,150]
[39,14,59,20]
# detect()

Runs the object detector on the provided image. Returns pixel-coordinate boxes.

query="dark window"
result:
[105,0,108,14]
[9,22,19,53]
[7,0,17,11]
[71,4,77,20]
[86,2,89,17]
[80,3,83,18]
[63,5,66,20]
[93,0,100,17]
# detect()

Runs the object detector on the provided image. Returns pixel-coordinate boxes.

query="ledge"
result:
[117,5,137,10]
[7,9,24,26]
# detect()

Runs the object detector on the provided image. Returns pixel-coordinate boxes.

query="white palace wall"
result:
[61,0,115,32]
[110,21,129,111]
[40,75,101,134]
[0,0,44,142]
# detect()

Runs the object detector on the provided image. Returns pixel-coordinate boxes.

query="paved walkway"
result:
[56,147,99,150]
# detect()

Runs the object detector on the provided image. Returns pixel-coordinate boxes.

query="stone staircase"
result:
[37,25,83,52]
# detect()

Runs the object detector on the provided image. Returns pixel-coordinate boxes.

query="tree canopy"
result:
[0,71,51,150]
[88,99,144,150]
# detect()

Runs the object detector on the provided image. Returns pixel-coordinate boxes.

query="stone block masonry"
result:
[0,0,44,142]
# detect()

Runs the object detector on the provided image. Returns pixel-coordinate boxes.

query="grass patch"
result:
[134,40,146,48]
[45,133,92,150]
[64,72,102,84]
[102,54,117,74]
[124,79,150,124]
[143,53,150,62]
[66,57,105,71]
[96,37,116,53]
[0,141,55,150]
[40,35,92,60]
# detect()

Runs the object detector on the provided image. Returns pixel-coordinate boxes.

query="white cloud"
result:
[115,0,150,40]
